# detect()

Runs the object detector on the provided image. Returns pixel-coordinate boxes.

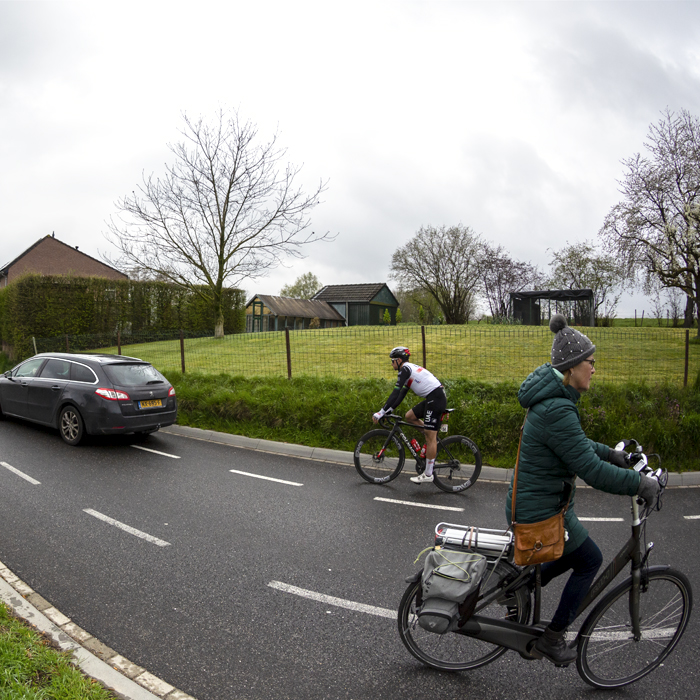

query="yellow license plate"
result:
[139,399,163,409]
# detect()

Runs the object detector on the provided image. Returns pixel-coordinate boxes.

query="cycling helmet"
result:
[389,346,410,362]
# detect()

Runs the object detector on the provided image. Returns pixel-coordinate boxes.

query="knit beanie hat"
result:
[550,313,595,371]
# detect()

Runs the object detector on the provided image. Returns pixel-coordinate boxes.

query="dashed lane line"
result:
[83,509,171,547]
[0,461,41,485]
[229,469,303,486]
[578,517,624,522]
[374,497,464,512]
[684,515,700,519]
[130,445,181,459]
[268,581,396,619]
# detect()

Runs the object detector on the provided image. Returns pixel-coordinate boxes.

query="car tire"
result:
[59,406,85,446]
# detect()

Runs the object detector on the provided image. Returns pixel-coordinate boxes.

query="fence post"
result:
[421,325,427,368]
[117,330,121,356]
[180,330,186,374]
[684,329,689,388]
[285,328,292,379]
[32,337,38,355]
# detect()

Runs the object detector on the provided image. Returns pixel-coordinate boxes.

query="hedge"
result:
[0,274,246,359]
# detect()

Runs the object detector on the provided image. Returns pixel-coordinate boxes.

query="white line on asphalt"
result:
[374,497,464,512]
[83,509,171,546]
[229,469,303,486]
[684,515,700,519]
[578,517,624,522]
[0,461,40,485]
[268,581,396,619]
[130,445,181,459]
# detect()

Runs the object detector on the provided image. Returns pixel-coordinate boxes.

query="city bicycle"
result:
[353,411,481,493]
[397,440,693,688]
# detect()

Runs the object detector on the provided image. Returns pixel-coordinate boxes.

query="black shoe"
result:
[534,626,577,666]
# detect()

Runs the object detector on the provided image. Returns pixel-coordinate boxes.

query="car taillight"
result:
[168,387,176,396]
[95,388,130,401]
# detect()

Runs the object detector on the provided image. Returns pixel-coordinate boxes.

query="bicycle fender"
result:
[405,570,422,584]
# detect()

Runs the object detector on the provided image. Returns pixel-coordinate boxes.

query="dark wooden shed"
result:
[509,289,595,326]
[245,294,346,332]
[311,283,399,326]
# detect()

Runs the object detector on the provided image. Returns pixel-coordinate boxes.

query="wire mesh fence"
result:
[28,325,700,387]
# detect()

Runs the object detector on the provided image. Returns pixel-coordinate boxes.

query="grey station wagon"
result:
[0,353,177,445]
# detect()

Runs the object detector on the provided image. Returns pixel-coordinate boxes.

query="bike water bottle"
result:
[420,444,427,459]
[410,439,420,452]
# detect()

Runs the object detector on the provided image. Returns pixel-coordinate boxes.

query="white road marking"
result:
[229,469,303,486]
[131,445,181,459]
[374,497,463,512]
[83,509,171,547]
[0,461,40,485]
[684,515,700,520]
[268,581,396,619]
[578,517,624,522]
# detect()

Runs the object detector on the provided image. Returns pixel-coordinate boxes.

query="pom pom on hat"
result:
[549,314,596,371]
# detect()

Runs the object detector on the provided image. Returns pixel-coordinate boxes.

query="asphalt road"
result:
[0,417,698,700]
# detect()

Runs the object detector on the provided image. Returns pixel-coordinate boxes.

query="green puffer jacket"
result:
[505,363,641,556]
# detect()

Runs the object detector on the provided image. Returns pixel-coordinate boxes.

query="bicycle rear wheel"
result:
[577,568,693,688]
[398,560,529,671]
[353,429,405,484]
[432,435,482,493]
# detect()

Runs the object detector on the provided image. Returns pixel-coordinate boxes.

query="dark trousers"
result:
[540,536,603,632]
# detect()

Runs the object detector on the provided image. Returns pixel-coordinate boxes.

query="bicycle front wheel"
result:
[353,429,405,484]
[577,568,693,688]
[398,560,530,671]
[432,435,482,493]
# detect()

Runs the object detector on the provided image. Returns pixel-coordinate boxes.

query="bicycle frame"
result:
[459,495,652,658]
[378,416,453,470]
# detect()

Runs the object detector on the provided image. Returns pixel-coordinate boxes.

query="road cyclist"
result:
[372,346,446,485]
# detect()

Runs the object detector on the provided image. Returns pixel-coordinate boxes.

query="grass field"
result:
[90,324,700,387]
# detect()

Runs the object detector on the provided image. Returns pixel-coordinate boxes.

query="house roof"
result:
[0,234,128,279]
[247,295,346,321]
[312,283,394,303]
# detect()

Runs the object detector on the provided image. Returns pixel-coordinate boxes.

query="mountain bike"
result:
[397,440,693,688]
[353,411,481,493]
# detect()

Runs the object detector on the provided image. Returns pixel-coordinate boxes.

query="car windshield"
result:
[103,363,165,387]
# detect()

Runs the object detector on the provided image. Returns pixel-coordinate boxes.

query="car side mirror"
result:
[3,371,13,380]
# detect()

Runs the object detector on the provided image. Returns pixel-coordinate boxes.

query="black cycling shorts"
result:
[411,387,447,431]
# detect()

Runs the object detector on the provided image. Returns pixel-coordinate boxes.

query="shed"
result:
[509,289,595,326]
[311,283,399,326]
[245,295,346,332]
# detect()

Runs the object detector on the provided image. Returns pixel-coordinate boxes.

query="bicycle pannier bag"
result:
[418,548,487,634]
[511,412,571,566]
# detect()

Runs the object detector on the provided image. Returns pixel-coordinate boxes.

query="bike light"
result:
[95,388,130,401]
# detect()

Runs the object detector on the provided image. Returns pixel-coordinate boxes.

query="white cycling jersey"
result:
[393,362,442,398]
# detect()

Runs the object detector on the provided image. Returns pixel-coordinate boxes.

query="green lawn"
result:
[93,324,700,387]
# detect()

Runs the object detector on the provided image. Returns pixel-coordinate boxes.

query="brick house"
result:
[0,234,128,288]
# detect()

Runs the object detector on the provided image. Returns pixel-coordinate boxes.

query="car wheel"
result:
[59,406,84,446]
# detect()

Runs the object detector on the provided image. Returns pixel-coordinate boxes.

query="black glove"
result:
[637,475,660,506]
[608,449,628,469]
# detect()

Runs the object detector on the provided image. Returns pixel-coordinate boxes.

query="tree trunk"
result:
[215,302,225,338]
[684,295,695,328]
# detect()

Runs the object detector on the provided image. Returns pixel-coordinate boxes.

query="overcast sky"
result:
[3,0,700,316]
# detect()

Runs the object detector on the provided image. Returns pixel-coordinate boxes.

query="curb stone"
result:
[0,564,196,700]
[161,424,700,487]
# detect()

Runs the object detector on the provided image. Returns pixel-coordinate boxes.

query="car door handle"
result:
[51,385,61,391]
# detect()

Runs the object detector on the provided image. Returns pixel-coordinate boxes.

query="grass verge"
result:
[0,602,116,699]
[167,371,700,471]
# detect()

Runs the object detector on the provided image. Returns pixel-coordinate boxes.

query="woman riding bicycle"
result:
[372,346,446,484]
[505,314,659,666]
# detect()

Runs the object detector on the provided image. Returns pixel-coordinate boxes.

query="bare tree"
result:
[600,108,700,335]
[104,109,331,337]
[547,240,624,324]
[480,243,544,319]
[389,225,483,324]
